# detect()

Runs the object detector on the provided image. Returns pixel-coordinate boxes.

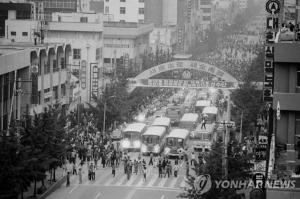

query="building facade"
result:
[103,0,145,23]
[0,42,71,131]
[103,21,153,75]
[149,26,177,53]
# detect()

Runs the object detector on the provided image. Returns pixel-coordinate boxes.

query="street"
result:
[47,153,187,199]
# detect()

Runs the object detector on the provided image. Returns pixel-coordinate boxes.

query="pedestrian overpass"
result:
[127,60,239,93]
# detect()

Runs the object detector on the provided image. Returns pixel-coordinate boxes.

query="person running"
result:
[143,165,147,181]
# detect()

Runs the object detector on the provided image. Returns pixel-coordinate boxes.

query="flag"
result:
[276,101,280,120]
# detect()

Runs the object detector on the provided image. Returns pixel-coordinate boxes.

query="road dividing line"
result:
[161,195,165,199]
[94,192,102,199]
[69,185,78,194]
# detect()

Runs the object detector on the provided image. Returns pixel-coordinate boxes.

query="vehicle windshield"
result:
[166,137,184,147]
[143,135,159,144]
[123,132,140,140]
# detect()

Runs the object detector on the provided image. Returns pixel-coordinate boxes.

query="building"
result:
[0,1,33,37]
[5,11,103,104]
[0,41,71,131]
[103,0,145,23]
[149,26,177,53]
[27,0,78,21]
[199,0,214,32]
[103,21,153,75]
[144,0,178,27]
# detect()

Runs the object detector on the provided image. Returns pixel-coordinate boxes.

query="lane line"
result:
[68,185,78,194]
[161,195,165,199]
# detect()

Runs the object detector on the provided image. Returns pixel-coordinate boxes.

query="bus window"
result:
[167,138,174,146]
[123,133,131,139]
[178,139,184,147]
[143,135,159,144]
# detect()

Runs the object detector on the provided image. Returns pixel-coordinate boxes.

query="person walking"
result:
[66,172,70,187]
[112,162,116,177]
[186,161,189,177]
[174,162,179,177]
[78,168,83,184]
[165,162,171,178]
[149,153,153,166]
[201,117,206,130]
[134,160,138,175]
[72,163,77,175]
[143,165,147,181]
[158,161,163,178]
[191,152,196,166]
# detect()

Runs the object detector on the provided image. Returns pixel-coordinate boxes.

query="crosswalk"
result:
[69,165,188,190]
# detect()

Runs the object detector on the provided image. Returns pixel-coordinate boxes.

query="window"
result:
[120,7,126,14]
[73,49,81,59]
[104,58,111,63]
[105,6,109,14]
[96,48,102,60]
[139,0,145,2]
[120,20,126,22]
[139,8,144,14]
[53,86,58,99]
[44,61,50,74]
[10,31,16,36]
[80,17,88,23]
[297,66,300,87]
[106,0,109,2]
[138,19,144,24]
[200,0,211,5]
[202,8,211,13]
[120,0,126,2]
[61,57,65,69]
[203,16,211,21]
[53,60,58,72]
[61,84,66,96]
[22,32,28,36]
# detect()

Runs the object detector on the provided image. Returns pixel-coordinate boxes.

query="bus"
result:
[166,104,185,125]
[202,106,218,123]
[164,128,190,157]
[190,123,216,153]
[141,126,167,155]
[195,100,211,113]
[121,123,147,151]
[151,117,171,132]
[179,113,199,131]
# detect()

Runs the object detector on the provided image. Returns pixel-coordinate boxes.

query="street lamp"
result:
[102,95,116,138]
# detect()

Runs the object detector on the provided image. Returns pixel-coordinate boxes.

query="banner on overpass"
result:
[129,79,236,89]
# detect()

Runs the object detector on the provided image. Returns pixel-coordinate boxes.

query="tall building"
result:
[162,0,177,26]
[103,0,145,23]
[144,0,163,26]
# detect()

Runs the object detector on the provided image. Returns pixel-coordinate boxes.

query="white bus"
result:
[152,117,171,132]
[164,128,190,157]
[190,123,215,153]
[202,106,218,123]
[179,113,199,131]
[141,126,167,155]
[195,100,211,113]
[121,123,147,151]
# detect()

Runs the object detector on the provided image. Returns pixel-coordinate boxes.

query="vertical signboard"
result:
[263,0,280,104]
[80,60,86,89]
[91,64,99,99]
[31,65,39,104]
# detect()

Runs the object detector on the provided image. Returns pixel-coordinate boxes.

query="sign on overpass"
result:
[128,79,237,89]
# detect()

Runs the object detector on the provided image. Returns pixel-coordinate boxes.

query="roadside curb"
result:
[38,176,67,199]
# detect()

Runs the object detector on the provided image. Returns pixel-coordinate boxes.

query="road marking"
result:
[180,177,187,188]
[168,177,178,188]
[157,177,168,187]
[115,175,127,186]
[145,174,157,186]
[180,161,184,167]
[94,192,102,199]
[161,195,165,199]
[69,185,78,194]
[125,189,136,199]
